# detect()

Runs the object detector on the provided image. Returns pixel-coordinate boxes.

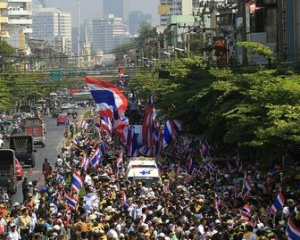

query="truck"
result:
[0,149,17,195]
[24,117,46,147]
[9,135,36,168]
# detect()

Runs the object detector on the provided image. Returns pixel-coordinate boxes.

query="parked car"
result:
[15,158,23,180]
[57,114,70,126]
[52,109,62,118]
[61,103,70,110]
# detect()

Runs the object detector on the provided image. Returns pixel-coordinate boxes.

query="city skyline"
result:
[45,0,160,27]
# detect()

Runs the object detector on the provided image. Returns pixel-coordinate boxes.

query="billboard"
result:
[158,5,170,15]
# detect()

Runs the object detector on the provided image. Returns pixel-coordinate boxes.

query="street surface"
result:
[10,108,85,204]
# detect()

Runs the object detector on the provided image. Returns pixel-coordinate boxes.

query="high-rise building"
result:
[103,0,130,22]
[128,11,151,35]
[92,14,129,53]
[0,1,9,38]
[32,7,71,54]
[159,0,193,26]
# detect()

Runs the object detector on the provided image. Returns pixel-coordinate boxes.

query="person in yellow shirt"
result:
[18,208,31,239]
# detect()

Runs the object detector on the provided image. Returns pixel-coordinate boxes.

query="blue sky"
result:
[45,0,160,26]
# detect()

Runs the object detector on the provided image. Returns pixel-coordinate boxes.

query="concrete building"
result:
[32,7,72,54]
[92,14,129,53]
[103,0,130,22]
[128,11,151,35]
[159,0,194,26]
[0,1,9,38]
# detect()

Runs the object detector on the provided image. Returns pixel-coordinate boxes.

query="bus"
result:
[72,92,93,107]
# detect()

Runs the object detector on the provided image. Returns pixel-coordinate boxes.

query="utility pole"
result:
[277,0,284,59]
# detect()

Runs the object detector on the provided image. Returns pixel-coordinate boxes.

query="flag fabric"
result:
[70,139,79,147]
[85,76,128,118]
[163,119,182,148]
[65,194,78,210]
[199,139,209,158]
[80,152,89,171]
[100,116,112,135]
[204,161,215,171]
[270,191,285,215]
[115,151,123,179]
[71,170,83,193]
[242,173,254,202]
[187,154,194,175]
[242,204,251,218]
[89,148,100,168]
[81,120,89,129]
[286,218,300,240]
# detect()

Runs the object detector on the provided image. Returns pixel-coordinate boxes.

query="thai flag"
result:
[286,218,300,240]
[270,191,285,215]
[80,152,89,171]
[81,120,89,129]
[71,170,83,193]
[121,190,127,203]
[205,161,215,171]
[85,76,128,118]
[115,152,123,179]
[114,115,129,133]
[199,139,209,158]
[242,204,251,218]
[163,119,182,148]
[242,173,254,202]
[89,148,100,168]
[100,116,112,134]
[156,159,164,171]
[70,139,79,147]
[65,194,78,210]
[187,154,194,175]
[163,182,170,192]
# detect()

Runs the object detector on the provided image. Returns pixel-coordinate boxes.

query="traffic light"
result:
[213,37,227,63]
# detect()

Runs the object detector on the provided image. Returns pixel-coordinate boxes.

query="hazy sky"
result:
[45,0,160,26]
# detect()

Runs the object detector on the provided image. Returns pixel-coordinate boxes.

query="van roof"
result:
[126,168,160,178]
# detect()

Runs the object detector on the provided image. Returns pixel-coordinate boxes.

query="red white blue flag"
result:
[286,218,300,240]
[270,191,285,215]
[71,170,83,193]
[85,76,128,118]
[65,194,78,210]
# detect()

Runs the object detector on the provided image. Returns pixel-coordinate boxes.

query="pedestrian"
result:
[42,158,52,182]
[22,178,29,203]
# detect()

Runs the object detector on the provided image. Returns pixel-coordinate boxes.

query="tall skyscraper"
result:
[128,11,151,35]
[32,7,71,53]
[92,15,129,53]
[103,0,130,22]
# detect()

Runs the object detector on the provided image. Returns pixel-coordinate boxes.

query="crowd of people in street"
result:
[0,111,298,240]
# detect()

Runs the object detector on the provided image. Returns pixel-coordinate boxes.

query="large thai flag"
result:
[89,148,100,168]
[127,126,138,157]
[286,218,300,240]
[163,119,182,148]
[71,170,83,193]
[85,76,128,118]
[65,194,78,210]
[270,191,285,215]
[100,116,112,135]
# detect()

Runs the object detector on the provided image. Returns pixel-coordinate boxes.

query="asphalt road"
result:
[11,108,86,204]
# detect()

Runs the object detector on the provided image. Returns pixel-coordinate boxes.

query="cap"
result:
[13,202,20,207]
[10,223,16,227]
[53,225,60,231]
[28,182,33,185]
[215,219,221,224]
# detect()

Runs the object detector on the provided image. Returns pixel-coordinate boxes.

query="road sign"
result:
[49,70,64,82]
[64,120,69,126]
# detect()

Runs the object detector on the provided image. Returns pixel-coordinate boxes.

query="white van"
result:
[126,157,161,186]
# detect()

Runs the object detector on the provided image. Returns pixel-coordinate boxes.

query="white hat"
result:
[28,182,33,185]
[215,219,221,224]
[13,202,20,207]
[159,233,165,238]
[10,223,16,227]
[50,203,56,207]
[53,225,60,231]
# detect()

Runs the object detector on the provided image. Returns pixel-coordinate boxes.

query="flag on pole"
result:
[85,76,128,118]
[270,191,285,215]
[71,170,83,193]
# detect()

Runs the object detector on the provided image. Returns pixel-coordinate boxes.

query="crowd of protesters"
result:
[0,115,299,240]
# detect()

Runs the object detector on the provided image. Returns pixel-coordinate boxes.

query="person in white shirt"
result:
[8,223,20,240]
